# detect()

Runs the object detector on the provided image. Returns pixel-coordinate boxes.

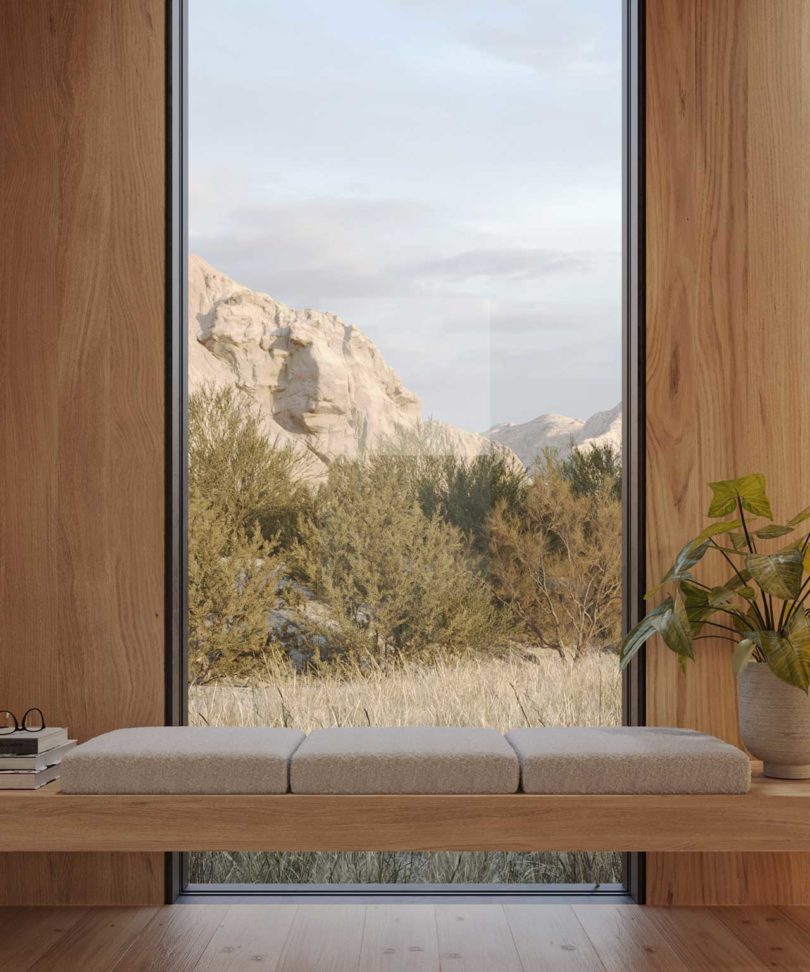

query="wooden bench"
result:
[1,766,808,853]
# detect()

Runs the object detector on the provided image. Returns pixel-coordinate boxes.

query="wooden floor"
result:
[2,903,810,971]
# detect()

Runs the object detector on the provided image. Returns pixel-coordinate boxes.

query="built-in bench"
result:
[1,726,808,854]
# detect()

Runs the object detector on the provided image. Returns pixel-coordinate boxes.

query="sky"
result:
[189,0,622,432]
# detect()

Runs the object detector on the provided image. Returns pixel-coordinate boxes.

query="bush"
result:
[188,384,310,544]
[489,453,621,659]
[296,456,504,661]
[560,443,622,499]
[187,495,282,683]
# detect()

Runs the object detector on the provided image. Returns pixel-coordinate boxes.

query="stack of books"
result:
[0,727,76,789]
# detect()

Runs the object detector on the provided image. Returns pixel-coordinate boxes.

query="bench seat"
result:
[290,727,520,794]
[506,727,751,794]
[60,727,305,794]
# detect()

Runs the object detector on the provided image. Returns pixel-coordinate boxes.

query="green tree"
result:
[560,443,622,500]
[188,384,311,545]
[297,456,503,661]
[489,454,622,659]
[187,494,281,683]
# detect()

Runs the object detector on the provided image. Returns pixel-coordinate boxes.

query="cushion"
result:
[290,727,520,794]
[505,727,751,794]
[60,727,306,794]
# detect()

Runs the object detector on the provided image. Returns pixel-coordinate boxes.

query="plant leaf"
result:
[745,551,804,599]
[788,504,810,527]
[645,539,712,598]
[651,592,694,668]
[680,580,713,633]
[693,519,742,543]
[754,618,810,692]
[754,523,794,539]
[708,474,773,519]
[620,598,673,668]
[730,532,749,552]
[732,638,757,676]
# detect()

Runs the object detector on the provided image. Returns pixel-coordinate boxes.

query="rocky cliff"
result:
[188,256,512,469]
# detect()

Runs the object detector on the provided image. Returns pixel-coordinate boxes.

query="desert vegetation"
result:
[187,385,623,886]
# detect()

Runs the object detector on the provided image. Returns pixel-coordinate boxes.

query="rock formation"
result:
[188,255,515,470]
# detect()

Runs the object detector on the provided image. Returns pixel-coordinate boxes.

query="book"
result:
[0,727,68,755]
[0,739,76,771]
[0,762,61,790]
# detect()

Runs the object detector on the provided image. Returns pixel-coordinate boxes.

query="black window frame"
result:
[165,0,647,905]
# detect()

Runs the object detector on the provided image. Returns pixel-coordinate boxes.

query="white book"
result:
[0,740,76,771]
[0,727,68,755]
[0,763,61,790]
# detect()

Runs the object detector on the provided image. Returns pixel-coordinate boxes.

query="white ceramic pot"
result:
[738,663,810,779]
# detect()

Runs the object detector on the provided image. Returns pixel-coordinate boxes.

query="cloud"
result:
[411,248,590,282]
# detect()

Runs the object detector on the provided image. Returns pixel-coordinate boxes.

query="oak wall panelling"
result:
[0,0,166,904]
[645,0,810,904]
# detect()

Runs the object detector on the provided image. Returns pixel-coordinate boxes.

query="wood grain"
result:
[0,774,808,854]
[505,904,607,971]
[276,905,367,972]
[645,0,810,904]
[0,0,166,904]
[572,905,688,971]
[108,905,228,972]
[357,904,438,972]
[434,905,523,972]
[193,905,299,972]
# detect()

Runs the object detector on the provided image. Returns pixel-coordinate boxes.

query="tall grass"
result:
[188,651,623,887]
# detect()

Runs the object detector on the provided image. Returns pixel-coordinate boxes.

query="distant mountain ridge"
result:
[485,403,622,469]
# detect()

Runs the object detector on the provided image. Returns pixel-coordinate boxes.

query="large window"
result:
[186,0,625,891]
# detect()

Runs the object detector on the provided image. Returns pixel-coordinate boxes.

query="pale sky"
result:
[189,0,622,432]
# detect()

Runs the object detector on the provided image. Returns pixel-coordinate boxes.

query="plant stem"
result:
[693,635,739,644]
[737,499,774,628]
[709,539,768,628]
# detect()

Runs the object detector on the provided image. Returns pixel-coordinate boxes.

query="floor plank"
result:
[573,905,689,972]
[194,905,298,971]
[276,904,366,972]
[357,904,439,972]
[505,904,606,971]
[711,907,810,971]
[27,907,160,972]
[434,905,523,972]
[0,908,88,972]
[108,904,228,972]
[642,908,768,971]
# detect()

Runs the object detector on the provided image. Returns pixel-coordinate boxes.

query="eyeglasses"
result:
[0,708,46,735]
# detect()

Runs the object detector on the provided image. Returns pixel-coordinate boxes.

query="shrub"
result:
[489,454,622,659]
[187,493,282,683]
[296,456,504,661]
[560,443,622,499]
[188,384,310,544]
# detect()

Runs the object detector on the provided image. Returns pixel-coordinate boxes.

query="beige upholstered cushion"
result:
[506,727,751,794]
[290,727,520,794]
[60,727,305,794]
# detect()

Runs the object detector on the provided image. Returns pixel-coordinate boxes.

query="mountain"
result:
[188,256,517,470]
[486,403,622,469]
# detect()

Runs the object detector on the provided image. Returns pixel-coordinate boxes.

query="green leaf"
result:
[732,638,757,676]
[732,607,759,635]
[745,550,804,599]
[693,519,742,543]
[620,598,673,669]
[729,532,749,552]
[754,523,794,539]
[708,474,773,519]
[754,617,810,692]
[680,580,713,632]
[788,504,810,527]
[645,539,712,598]
[651,592,695,667]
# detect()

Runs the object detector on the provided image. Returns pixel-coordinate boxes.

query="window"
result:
[184,0,629,893]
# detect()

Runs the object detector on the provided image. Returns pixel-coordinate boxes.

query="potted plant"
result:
[621,474,810,779]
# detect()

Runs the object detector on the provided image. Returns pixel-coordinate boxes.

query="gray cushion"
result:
[290,727,520,794]
[60,727,306,794]
[505,727,751,794]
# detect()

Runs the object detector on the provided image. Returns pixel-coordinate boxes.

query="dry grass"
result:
[187,650,623,888]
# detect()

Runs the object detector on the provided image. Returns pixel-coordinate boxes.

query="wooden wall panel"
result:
[646,0,810,904]
[0,0,166,904]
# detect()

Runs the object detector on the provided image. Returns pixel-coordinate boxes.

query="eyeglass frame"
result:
[0,708,47,734]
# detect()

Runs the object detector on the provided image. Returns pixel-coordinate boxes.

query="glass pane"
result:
[188,0,623,889]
